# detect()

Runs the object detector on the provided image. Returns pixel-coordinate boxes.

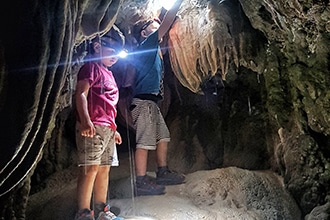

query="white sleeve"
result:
[111,143,119,166]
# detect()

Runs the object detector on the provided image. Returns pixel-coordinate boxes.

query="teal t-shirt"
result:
[132,30,163,96]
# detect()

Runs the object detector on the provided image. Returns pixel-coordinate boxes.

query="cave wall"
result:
[0,0,122,218]
[0,0,329,219]
[239,0,330,215]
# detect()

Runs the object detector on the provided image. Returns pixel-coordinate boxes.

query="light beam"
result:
[158,0,177,10]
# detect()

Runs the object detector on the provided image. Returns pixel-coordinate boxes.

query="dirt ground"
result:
[26,151,204,220]
[26,151,301,220]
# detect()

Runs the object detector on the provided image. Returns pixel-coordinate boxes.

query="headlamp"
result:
[101,40,127,58]
[118,50,128,58]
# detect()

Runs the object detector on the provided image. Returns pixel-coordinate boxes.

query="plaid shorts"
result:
[76,125,115,166]
[130,98,170,150]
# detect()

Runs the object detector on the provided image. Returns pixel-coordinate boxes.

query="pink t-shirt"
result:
[77,62,119,131]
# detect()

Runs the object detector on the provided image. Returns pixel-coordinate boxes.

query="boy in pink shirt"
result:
[75,26,124,220]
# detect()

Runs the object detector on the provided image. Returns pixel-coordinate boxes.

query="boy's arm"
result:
[75,80,95,137]
[158,0,183,40]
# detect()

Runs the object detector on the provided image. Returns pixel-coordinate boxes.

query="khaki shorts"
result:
[131,98,170,150]
[76,124,115,166]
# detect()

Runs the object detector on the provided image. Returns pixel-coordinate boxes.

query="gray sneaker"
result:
[96,204,123,220]
[156,167,186,185]
[135,175,165,196]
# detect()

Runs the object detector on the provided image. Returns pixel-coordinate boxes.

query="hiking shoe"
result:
[135,175,165,196]
[156,166,186,185]
[96,204,123,220]
[75,208,95,220]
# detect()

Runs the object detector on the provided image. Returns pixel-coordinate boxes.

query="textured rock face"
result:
[0,0,329,219]
[237,0,330,215]
[0,0,124,217]
[239,0,330,135]
[183,167,301,219]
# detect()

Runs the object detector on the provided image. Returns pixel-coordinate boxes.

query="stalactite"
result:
[168,0,239,94]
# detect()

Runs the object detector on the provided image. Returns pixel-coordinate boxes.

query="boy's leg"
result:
[93,165,110,217]
[131,99,165,196]
[155,142,186,186]
[134,147,165,196]
[135,148,148,176]
[156,141,167,167]
[93,165,110,204]
[77,165,99,210]
[75,125,116,219]
[93,127,122,219]
[92,126,114,202]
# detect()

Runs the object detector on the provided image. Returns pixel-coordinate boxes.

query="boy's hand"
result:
[115,131,122,145]
[79,120,96,138]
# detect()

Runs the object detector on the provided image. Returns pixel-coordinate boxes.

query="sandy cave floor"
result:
[26,151,213,220]
[26,150,301,220]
